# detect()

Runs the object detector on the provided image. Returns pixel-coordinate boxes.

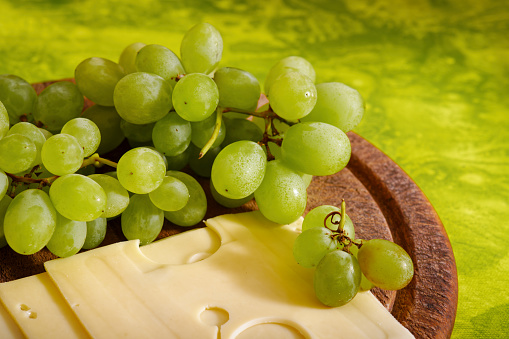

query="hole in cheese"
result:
[200,306,229,327]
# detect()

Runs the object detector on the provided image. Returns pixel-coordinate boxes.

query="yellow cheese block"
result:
[37,211,413,339]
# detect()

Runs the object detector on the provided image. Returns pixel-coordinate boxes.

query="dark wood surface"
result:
[0,81,458,338]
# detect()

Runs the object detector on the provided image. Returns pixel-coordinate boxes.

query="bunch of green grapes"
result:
[1,22,368,260]
[293,202,414,307]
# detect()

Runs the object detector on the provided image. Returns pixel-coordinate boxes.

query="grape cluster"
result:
[294,202,414,307]
[0,22,366,260]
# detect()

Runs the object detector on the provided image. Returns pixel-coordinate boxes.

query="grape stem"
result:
[220,105,295,161]
[5,154,118,195]
[199,107,223,159]
[324,200,363,252]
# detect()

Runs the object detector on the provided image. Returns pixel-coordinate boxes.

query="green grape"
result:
[121,194,164,246]
[209,179,253,208]
[33,81,84,132]
[61,118,101,157]
[81,105,125,155]
[46,213,87,258]
[41,134,84,176]
[190,111,225,148]
[293,227,338,268]
[0,74,37,124]
[75,57,125,106]
[314,250,361,307]
[164,171,207,227]
[119,42,146,74]
[0,100,9,139]
[149,175,189,211]
[211,140,266,199]
[264,56,316,95]
[4,189,57,255]
[82,217,107,250]
[114,72,172,124]
[357,239,414,290]
[214,67,260,111]
[0,195,13,248]
[0,169,7,198]
[269,72,317,120]
[302,205,354,238]
[180,22,223,74]
[120,119,155,147]
[281,122,351,176]
[301,82,365,133]
[188,144,221,178]
[7,122,46,166]
[172,73,219,122]
[221,117,263,147]
[299,172,313,188]
[0,134,37,173]
[49,174,107,222]
[88,174,130,218]
[267,141,282,160]
[135,44,185,86]
[152,112,192,156]
[147,146,169,170]
[165,146,191,171]
[254,159,307,224]
[349,245,375,291]
[116,147,166,194]
[38,127,53,140]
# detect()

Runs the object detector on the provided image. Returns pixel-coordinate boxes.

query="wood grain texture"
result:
[0,81,458,338]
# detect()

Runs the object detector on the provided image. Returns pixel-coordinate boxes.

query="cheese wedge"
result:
[0,211,414,338]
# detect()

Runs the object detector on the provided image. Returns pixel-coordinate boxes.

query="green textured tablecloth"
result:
[1,0,508,337]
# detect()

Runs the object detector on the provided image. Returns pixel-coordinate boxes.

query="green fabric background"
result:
[1,0,508,337]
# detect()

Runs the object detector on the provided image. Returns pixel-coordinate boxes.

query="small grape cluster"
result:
[0,22,365,258]
[294,201,414,307]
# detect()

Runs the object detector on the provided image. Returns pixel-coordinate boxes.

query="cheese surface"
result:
[0,211,414,338]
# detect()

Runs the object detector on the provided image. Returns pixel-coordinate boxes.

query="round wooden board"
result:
[0,81,458,338]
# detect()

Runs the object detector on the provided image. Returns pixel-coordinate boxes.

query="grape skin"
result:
[314,250,361,307]
[281,121,351,176]
[0,134,37,174]
[211,140,266,200]
[82,217,107,250]
[41,134,84,176]
[119,42,146,74]
[293,227,338,268]
[75,57,125,107]
[121,194,164,246]
[0,100,9,139]
[113,72,172,125]
[254,159,307,225]
[49,174,107,222]
[180,22,223,74]
[116,147,167,194]
[4,189,57,255]
[357,239,414,290]
[164,171,207,227]
[46,213,87,258]
[61,118,101,157]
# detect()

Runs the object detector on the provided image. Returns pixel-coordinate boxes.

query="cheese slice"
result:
[0,300,24,339]
[0,273,90,338]
[37,211,413,339]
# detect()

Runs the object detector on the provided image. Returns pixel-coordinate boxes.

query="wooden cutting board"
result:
[0,80,458,338]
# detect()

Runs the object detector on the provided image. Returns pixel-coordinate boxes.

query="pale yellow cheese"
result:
[0,299,24,339]
[39,211,414,339]
[0,273,91,338]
